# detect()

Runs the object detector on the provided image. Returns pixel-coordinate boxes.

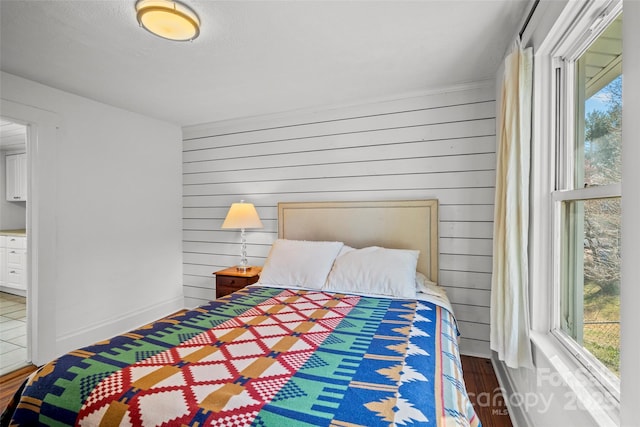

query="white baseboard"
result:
[459,349,491,359]
[0,285,26,297]
[55,296,184,357]
[184,296,209,309]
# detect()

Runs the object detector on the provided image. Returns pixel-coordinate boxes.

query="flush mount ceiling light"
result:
[135,0,200,41]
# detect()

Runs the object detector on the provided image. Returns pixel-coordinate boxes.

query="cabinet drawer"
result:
[7,268,26,289]
[7,249,26,269]
[7,236,26,249]
[0,236,6,246]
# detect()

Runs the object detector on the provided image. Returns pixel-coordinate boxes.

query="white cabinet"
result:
[0,236,6,286]
[6,153,27,201]
[0,235,26,292]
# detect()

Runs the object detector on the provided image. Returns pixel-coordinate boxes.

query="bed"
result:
[3,200,480,427]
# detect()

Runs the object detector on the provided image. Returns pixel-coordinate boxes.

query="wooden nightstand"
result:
[214,267,262,298]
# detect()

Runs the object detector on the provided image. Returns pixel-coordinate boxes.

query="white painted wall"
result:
[0,150,27,230]
[182,83,497,358]
[0,71,184,360]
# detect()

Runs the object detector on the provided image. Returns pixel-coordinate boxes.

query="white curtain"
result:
[490,39,534,369]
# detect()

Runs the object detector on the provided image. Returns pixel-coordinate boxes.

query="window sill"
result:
[529,330,619,427]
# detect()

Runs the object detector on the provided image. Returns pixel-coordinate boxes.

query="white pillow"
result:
[415,272,447,298]
[324,246,419,299]
[258,239,344,290]
[336,245,355,257]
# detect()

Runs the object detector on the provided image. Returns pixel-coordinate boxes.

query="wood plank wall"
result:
[182,83,496,357]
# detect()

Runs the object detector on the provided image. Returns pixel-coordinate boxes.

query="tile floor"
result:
[0,292,29,376]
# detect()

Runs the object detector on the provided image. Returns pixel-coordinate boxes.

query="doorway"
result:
[0,118,29,375]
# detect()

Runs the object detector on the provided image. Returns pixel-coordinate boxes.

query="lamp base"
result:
[235,265,253,273]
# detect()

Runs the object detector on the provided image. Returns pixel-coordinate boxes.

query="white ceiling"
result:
[0,0,530,127]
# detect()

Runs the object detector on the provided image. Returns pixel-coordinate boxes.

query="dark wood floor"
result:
[0,364,37,415]
[461,355,513,427]
[1,357,512,426]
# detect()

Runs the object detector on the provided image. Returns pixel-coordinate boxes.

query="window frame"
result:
[549,1,623,402]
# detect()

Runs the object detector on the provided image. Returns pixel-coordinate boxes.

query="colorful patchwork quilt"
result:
[6,286,480,426]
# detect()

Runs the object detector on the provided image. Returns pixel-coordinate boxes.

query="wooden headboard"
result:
[278,200,439,282]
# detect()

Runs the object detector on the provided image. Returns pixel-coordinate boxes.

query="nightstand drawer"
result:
[214,267,261,298]
[216,275,250,289]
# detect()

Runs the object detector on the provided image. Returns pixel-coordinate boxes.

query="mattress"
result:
[4,285,480,426]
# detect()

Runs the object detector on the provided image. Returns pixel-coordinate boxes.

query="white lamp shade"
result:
[221,202,263,229]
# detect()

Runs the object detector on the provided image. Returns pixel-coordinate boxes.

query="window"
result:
[553,9,622,393]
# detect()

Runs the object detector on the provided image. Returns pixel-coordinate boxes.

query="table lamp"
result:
[221,200,263,272]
